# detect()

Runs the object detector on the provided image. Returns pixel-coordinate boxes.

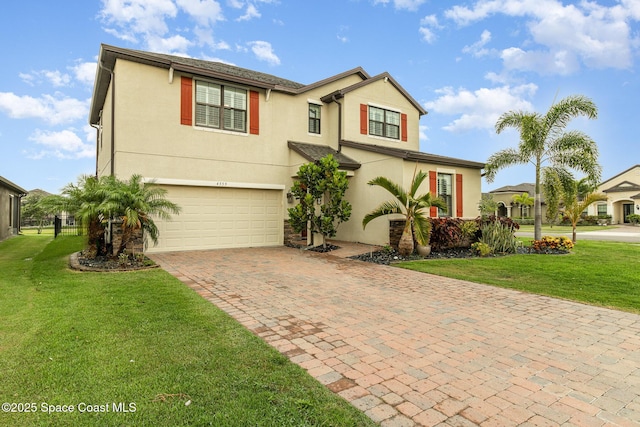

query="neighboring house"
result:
[0,176,27,241]
[89,44,484,253]
[489,183,545,220]
[589,164,640,223]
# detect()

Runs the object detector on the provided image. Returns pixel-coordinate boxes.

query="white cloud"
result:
[176,0,223,26]
[0,92,88,125]
[247,40,280,65]
[72,62,98,86]
[147,34,193,54]
[18,70,71,88]
[419,124,429,142]
[236,3,260,21]
[419,14,441,44]
[462,30,493,57]
[445,0,639,73]
[373,0,427,11]
[28,129,94,159]
[100,0,178,38]
[424,84,537,132]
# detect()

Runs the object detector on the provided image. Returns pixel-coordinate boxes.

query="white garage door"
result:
[147,185,283,253]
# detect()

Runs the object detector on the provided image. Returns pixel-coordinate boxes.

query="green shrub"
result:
[479,221,519,254]
[627,214,640,225]
[471,242,492,257]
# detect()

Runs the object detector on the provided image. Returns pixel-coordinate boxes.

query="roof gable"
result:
[599,164,640,187]
[602,180,640,193]
[320,72,427,116]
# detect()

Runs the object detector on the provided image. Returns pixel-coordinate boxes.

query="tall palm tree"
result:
[363,169,447,256]
[101,175,181,255]
[485,95,601,241]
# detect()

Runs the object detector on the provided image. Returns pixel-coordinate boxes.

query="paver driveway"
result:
[150,244,640,426]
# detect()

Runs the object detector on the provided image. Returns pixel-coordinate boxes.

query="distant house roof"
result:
[288,141,361,171]
[0,176,27,195]
[340,140,485,169]
[90,44,425,125]
[489,183,536,194]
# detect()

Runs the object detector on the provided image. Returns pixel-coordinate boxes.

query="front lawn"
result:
[0,236,374,426]
[398,240,640,314]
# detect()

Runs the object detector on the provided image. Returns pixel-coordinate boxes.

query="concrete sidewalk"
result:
[516,225,640,243]
[151,244,640,426]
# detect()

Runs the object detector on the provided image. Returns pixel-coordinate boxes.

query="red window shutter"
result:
[456,174,463,217]
[360,104,368,135]
[180,77,192,126]
[401,113,408,142]
[429,171,438,217]
[249,90,259,135]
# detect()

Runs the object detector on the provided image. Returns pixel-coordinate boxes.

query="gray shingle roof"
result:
[288,141,361,171]
[340,140,485,169]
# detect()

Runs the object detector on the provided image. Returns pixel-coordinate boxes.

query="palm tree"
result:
[485,95,601,241]
[512,192,534,220]
[52,175,110,256]
[363,169,447,256]
[547,175,607,242]
[101,175,181,255]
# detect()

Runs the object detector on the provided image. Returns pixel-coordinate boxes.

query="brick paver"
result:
[150,243,640,426]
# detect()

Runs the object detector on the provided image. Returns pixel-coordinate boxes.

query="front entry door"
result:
[623,203,633,223]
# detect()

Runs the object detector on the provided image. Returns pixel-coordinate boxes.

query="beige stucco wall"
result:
[341,80,421,151]
[0,187,12,241]
[592,166,640,223]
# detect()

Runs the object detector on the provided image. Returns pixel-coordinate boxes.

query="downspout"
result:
[90,122,100,178]
[98,61,115,177]
[332,94,343,153]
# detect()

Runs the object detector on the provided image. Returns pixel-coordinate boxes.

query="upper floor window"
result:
[369,106,400,140]
[309,104,321,134]
[195,81,247,132]
[437,173,453,217]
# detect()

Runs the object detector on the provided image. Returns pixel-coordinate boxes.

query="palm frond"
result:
[362,201,403,229]
[484,148,527,183]
[367,176,407,205]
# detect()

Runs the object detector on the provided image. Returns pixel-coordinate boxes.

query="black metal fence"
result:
[54,215,83,238]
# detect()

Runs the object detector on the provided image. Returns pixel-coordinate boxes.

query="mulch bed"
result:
[350,246,563,265]
[69,251,159,272]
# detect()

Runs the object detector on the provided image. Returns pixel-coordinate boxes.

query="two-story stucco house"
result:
[589,165,640,223]
[0,175,27,242]
[89,44,484,253]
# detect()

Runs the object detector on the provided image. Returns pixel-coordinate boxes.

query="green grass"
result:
[0,236,374,427]
[516,224,617,233]
[398,240,640,314]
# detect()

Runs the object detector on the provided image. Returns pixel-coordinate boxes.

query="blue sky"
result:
[1,0,639,194]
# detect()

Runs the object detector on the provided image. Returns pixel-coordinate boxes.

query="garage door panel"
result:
[146,186,283,253]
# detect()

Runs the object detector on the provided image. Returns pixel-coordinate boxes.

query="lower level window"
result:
[437,173,452,217]
[597,204,607,216]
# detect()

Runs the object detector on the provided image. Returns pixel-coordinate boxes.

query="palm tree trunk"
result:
[398,222,414,256]
[534,160,542,241]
